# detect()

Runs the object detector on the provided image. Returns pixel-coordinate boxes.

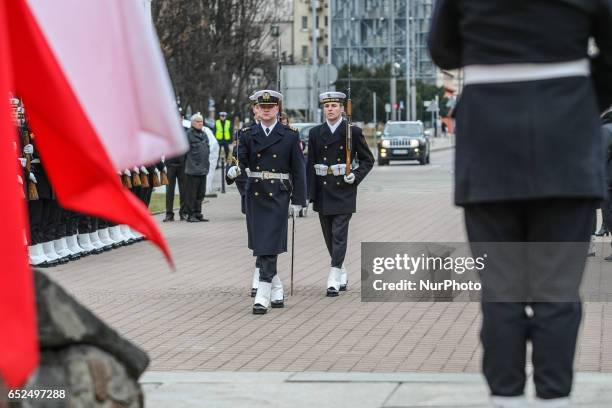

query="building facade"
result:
[292,0,331,65]
[330,0,436,84]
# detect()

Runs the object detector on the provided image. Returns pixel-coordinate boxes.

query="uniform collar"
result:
[326,118,342,134]
[260,119,278,136]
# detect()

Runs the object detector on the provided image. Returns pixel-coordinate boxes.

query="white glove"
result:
[343,173,355,184]
[18,158,26,168]
[17,175,23,185]
[123,169,131,176]
[29,172,37,183]
[290,204,302,217]
[132,166,140,174]
[162,166,167,173]
[227,166,241,179]
[140,166,149,175]
[23,144,33,155]
[154,167,161,175]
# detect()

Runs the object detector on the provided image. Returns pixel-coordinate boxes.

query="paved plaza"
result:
[46,141,612,406]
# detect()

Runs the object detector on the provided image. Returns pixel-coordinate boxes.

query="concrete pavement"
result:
[46,144,612,406]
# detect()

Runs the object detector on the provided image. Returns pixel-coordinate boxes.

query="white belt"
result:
[463,59,590,85]
[314,164,347,176]
[248,171,290,180]
[30,159,40,164]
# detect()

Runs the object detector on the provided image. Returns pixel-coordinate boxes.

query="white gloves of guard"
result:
[343,173,355,184]
[140,166,149,175]
[227,166,241,179]
[23,144,33,155]
[18,158,26,168]
[29,172,37,183]
[290,204,302,217]
[123,169,131,176]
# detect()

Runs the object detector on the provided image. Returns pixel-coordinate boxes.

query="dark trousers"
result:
[601,192,612,233]
[257,255,278,283]
[185,174,206,216]
[218,142,230,161]
[29,198,61,243]
[28,199,44,244]
[166,165,187,216]
[65,210,80,236]
[464,199,596,399]
[138,185,153,207]
[319,213,352,267]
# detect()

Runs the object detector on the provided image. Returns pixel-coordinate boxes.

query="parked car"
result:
[377,121,430,165]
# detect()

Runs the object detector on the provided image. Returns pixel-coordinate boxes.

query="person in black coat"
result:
[306,91,374,296]
[429,1,612,406]
[184,113,210,222]
[227,90,307,315]
[602,110,612,260]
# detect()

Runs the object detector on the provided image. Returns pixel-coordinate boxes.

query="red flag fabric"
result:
[1,0,176,387]
[0,2,39,390]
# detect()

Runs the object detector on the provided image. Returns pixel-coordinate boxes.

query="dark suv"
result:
[377,121,430,165]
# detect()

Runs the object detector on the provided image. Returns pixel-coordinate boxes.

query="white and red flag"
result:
[0,0,186,388]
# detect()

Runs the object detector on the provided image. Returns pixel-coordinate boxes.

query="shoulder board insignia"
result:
[241,126,251,132]
[289,126,298,133]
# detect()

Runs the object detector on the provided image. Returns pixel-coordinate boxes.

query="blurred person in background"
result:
[184,113,210,223]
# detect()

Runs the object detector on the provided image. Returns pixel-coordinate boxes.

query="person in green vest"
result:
[215,111,233,162]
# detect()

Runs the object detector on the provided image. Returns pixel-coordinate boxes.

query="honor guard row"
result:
[11,97,166,267]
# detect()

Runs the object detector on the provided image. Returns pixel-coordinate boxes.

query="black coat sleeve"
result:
[290,132,307,206]
[592,0,612,112]
[306,127,318,202]
[352,127,374,185]
[427,0,462,70]
[237,130,249,174]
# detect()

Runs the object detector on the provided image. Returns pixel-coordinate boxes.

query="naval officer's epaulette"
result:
[284,124,299,133]
[241,126,251,132]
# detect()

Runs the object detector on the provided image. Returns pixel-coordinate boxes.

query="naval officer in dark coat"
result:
[306,92,374,296]
[227,90,307,314]
[429,1,612,407]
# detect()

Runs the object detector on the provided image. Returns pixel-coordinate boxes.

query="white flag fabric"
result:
[26,0,187,169]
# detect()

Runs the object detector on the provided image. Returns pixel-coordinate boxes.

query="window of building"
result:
[302,45,308,60]
[325,16,328,27]
[302,16,308,30]
[316,15,319,29]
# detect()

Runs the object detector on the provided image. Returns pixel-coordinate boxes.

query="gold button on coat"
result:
[257,153,261,157]
[273,154,277,158]
[270,180,275,184]
[256,166,260,170]
[269,192,273,197]
[254,192,259,196]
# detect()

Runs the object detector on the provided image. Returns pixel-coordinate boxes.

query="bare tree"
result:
[153,0,279,119]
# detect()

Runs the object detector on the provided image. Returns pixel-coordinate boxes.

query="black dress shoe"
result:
[253,304,268,314]
[179,213,187,221]
[605,255,612,262]
[340,282,348,291]
[163,214,175,222]
[595,226,610,237]
[326,287,339,297]
[271,299,284,308]
[251,288,257,297]
[194,214,210,222]
[186,216,202,223]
